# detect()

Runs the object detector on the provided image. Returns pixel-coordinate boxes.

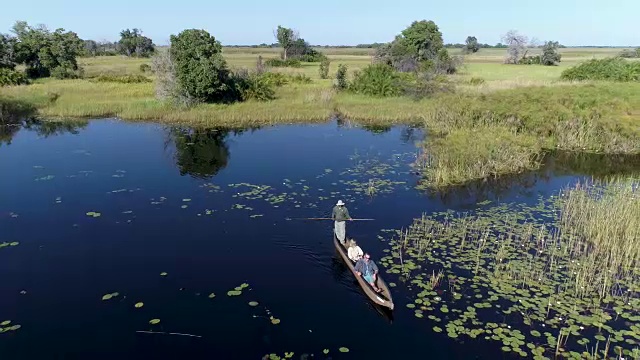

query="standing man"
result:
[332,200,352,244]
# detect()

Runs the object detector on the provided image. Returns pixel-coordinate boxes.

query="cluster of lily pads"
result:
[0,320,21,334]
[262,347,350,360]
[0,241,19,249]
[379,180,640,359]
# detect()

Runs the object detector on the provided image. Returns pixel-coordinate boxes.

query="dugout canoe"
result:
[334,236,394,310]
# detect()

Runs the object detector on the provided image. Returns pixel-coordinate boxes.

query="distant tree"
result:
[540,41,562,65]
[169,29,232,103]
[374,20,451,73]
[83,40,98,57]
[275,25,297,60]
[465,36,480,53]
[501,30,528,64]
[118,28,155,57]
[0,34,17,69]
[12,21,84,78]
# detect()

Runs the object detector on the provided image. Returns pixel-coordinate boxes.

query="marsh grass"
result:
[417,83,640,186]
[382,177,640,359]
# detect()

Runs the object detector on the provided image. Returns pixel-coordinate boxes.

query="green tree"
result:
[465,36,480,53]
[541,41,562,66]
[169,29,232,103]
[396,20,444,61]
[275,26,297,60]
[12,21,83,78]
[118,29,155,57]
[0,34,17,69]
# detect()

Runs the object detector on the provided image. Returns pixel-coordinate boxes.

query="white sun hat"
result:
[336,200,345,206]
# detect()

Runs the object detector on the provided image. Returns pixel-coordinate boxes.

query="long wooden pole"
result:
[288,217,375,221]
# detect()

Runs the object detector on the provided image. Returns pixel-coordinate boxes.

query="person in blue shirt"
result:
[354,253,381,293]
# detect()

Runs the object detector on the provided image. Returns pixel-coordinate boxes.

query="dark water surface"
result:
[0,119,638,359]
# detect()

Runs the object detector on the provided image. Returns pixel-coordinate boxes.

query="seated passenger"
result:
[354,253,381,293]
[347,239,363,262]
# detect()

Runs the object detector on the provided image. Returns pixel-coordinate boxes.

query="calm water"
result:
[0,119,638,359]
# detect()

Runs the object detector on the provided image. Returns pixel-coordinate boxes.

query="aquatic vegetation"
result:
[135,302,144,308]
[149,319,160,325]
[248,301,259,306]
[227,282,250,296]
[34,175,55,181]
[0,320,21,334]
[160,272,168,276]
[208,293,216,299]
[101,292,120,301]
[339,347,350,353]
[0,242,19,248]
[86,211,101,218]
[380,178,640,358]
[270,317,281,325]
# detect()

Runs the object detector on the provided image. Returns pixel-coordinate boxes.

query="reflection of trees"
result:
[361,124,392,135]
[168,128,231,179]
[166,127,258,179]
[1,116,88,147]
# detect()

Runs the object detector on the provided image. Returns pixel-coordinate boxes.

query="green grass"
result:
[2,47,639,186]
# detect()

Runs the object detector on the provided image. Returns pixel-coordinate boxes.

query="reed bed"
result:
[380,177,640,359]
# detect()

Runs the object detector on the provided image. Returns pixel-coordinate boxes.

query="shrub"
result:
[319,58,330,79]
[469,77,485,85]
[334,64,348,91]
[404,73,454,99]
[288,73,312,84]
[0,68,29,86]
[139,63,152,73]
[232,72,276,101]
[519,55,542,65]
[619,49,639,58]
[92,74,152,83]
[260,72,289,86]
[50,66,83,79]
[349,63,405,97]
[299,49,327,62]
[264,58,302,68]
[561,58,640,82]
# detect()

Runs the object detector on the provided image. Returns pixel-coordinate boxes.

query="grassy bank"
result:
[1,48,639,187]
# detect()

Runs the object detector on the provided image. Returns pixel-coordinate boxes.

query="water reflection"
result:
[0,119,88,146]
[421,150,640,206]
[166,128,232,179]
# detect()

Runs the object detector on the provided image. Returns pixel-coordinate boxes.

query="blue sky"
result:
[1,0,638,46]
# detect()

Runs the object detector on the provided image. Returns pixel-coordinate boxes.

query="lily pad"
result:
[270,318,281,325]
[248,301,259,306]
[227,290,242,296]
[135,302,144,308]
[339,347,349,353]
[208,293,216,299]
[149,319,161,325]
[0,321,10,326]
[160,272,168,276]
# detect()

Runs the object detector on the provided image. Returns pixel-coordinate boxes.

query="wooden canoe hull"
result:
[334,237,394,310]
